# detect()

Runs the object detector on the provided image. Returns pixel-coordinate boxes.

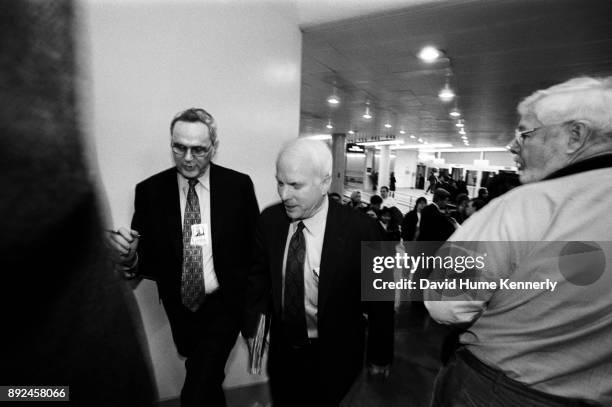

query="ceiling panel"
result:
[300,0,612,147]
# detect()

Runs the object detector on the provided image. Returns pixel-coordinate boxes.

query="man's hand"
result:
[367,363,391,380]
[105,227,140,269]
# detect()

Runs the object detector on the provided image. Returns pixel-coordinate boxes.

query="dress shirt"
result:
[282,196,329,338]
[177,168,219,294]
[425,163,612,403]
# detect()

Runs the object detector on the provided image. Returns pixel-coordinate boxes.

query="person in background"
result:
[401,197,427,241]
[426,169,439,193]
[477,187,489,203]
[389,172,397,197]
[328,192,342,204]
[379,206,401,241]
[417,188,458,242]
[347,190,363,209]
[449,193,469,224]
[244,139,394,406]
[380,185,398,209]
[426,76,612,406]
[106,108,259,407]
[465,198,485,218]
[369,194,383,212]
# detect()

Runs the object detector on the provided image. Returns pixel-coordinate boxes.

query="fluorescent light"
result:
[356,140,404,146]
[393,143,453,150]
[420,147,508,153]
[418,46,441,63]
[306,134,332,140]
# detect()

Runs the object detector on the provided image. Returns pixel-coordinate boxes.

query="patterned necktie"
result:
[181,178,205,312]
[283,221,308,346]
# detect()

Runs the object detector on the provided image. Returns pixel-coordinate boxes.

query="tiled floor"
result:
[158,302,445,407]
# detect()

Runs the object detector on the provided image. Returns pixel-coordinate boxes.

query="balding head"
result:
[276,139,333,220]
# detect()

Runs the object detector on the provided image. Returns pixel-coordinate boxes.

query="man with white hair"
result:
[425,77,612,405]
[244,138,394,406]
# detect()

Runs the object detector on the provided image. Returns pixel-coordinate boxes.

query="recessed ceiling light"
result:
[418,46,441,63]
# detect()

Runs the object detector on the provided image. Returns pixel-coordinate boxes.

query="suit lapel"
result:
[272,213,290,317]
[209,163,221,265]
[162,169,182,265]
[318,201,345,317]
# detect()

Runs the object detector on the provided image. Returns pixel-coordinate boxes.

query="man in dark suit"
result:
[244,139,394,406]
[417,188,458,242]
[107,108,259,406]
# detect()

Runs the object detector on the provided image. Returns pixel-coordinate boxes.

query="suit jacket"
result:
[417,203,455,242]
[131,164,259,354]
[244,200,394,397]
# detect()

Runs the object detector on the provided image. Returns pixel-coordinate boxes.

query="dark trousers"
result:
[431,348,601,407]
[178,291,240,407]
[268,339,345,407]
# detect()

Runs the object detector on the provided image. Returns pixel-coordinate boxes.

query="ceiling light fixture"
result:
[327,86,340,105]
[348,130,355,135]
[399,130,406,135]
[409,134,416,139]
[326,119,333,129]
[362,102,372,119]
[438,83,455,102]
[450,108,461,118]
[455,120,464,128]
[418,46,442,63]
[384,122,392,129]
[458,128,466,135]
[418,138,424,143]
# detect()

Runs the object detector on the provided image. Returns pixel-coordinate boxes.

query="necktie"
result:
[181,178,205,311]
[283,221,308,346]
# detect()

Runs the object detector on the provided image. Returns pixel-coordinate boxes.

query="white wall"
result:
[79,0,301,401]
[394,150,418,188]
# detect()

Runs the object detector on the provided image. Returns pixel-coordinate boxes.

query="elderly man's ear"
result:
[566,121,590,153]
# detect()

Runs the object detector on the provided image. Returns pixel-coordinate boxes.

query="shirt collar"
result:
[294,195,329,236]
[177,166,210,191]
[542,153,612,181]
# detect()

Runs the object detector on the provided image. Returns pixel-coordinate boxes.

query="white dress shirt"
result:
[282,196,329,338]
[177,168,219,294]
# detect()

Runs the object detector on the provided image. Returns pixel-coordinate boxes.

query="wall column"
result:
[378,145,391,193]
[330,133,346,195]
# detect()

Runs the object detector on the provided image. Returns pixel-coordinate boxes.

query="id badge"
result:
[190,223,209,246]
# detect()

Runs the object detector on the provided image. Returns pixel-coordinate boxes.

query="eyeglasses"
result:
[171,143,213,157]
[514,127,544,147]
